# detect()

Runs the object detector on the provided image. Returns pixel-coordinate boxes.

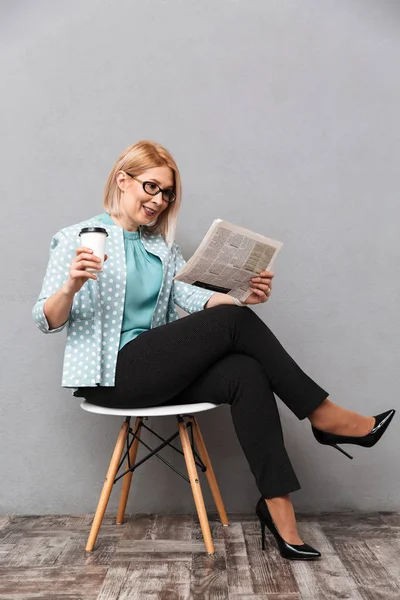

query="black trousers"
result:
[78,305,329,498]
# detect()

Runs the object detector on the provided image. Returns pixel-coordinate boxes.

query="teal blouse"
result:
[103,213,163,350]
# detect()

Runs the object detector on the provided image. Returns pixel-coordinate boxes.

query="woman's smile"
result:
[143,205,156,217]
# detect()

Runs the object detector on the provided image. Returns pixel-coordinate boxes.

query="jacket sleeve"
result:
[32,229,75,333]
[172,242,215,313]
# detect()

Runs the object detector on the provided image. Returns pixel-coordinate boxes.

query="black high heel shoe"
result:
[311,409,396,459]
[255,497,321,560]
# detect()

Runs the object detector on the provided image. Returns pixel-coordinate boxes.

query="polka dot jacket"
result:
[32,212,216,388]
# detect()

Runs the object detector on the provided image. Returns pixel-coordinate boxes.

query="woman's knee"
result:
[215,353,270,386]
[211,303,261,329]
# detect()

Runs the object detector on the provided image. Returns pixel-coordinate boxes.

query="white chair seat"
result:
[80,400,223,417]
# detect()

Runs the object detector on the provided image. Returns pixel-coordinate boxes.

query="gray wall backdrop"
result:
[1,0,399,515]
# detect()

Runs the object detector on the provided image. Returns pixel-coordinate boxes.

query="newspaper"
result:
[173,219,283,303]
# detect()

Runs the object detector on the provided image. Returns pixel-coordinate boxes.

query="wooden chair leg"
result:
[86,420,129,551]
[188,416,229,527]
[116,417,142,525]
[178,419,215,555]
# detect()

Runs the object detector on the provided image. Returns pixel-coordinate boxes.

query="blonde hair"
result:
[103,140,182,248]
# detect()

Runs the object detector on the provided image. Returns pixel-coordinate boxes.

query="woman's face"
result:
[115,166,174,231]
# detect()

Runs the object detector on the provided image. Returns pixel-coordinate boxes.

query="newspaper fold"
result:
[173,219,283,303]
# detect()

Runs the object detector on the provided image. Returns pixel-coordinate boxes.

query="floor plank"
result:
[289,521,364,600]
[154,514,193,540]
[54,535,121,566]
[230,595,301,600]
[364,536,400,587]
[223,522,254,596]
[332,538,400,600]
[316,512,394,539]
[0,518,11,534]
[1,536,68,567]
[119,560,192,600]
[242,521,299,596]
[0,566,107,600]
[189,551,228,599]
[95,564,130,600]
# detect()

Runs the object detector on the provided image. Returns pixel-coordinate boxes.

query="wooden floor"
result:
[0,511,399,599]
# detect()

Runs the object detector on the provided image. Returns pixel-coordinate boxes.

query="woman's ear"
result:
[116,170,127,192]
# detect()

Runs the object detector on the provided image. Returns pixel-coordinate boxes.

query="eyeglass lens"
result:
[143,181,175,202]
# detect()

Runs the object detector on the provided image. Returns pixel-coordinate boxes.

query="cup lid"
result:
[79,227,109,236]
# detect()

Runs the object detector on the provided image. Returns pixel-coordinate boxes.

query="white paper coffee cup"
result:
[79,227,108,273]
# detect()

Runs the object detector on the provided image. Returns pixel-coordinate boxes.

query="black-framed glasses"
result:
[126,173,176,203]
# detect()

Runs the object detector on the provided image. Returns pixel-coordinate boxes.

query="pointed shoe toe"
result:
[366,409,396,447]
[280,542,321,561]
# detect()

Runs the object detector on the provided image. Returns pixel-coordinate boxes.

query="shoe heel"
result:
[331,443,353,459]
[260,520,266,551]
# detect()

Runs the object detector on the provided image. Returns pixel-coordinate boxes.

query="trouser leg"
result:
[173,353,301,498]
[81,304,328,418]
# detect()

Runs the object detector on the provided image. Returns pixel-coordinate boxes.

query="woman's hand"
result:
[243,270,274,306]
[64,247,108,295]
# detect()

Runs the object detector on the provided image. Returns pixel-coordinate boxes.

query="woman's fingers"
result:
[251,276,273,285]
[72,252,101,270]
[249,286,271,304]
[76,253,101,264]
[70,269,98,280]
[69,248,106,291]
[75,259,102,271]
[250,282,272,294]
[76,246,94,256]
[250,287,266,297]
[78,252,100,261]
[75,247,105,266]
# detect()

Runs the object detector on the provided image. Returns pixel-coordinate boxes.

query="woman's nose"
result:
[151,193,163,206]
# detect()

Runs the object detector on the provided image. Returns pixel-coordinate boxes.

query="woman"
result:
[32,140,395,561]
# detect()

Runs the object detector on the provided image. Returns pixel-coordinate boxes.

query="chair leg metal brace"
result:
[85,414,228,554]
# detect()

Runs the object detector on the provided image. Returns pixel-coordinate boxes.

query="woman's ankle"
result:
[264,495,304,545]
[308,399,375,436]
